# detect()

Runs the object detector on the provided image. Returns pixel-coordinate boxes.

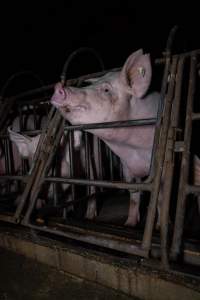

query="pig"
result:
[8,127,77,207]
[8,126,98,218]
[51,49,160,226]
[0,116,38,195]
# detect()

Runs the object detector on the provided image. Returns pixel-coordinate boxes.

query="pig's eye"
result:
[104,87,109,93]
[102,84,111,94]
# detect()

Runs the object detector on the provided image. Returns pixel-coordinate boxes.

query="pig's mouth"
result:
[53,103,88,113]
[51,96,88,113]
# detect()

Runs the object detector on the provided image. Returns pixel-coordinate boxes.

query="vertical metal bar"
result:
[109,149,114,181]
[142,57,178,255]
[69,130,75,202]
[33,104,37,129]
[23,115,65,224]
[4,139,10,174]
[160,56,185,268]
[147,51,173,182]
[19,105,23,131]
[14,107,59,221]
[171,55,197,260]
[84,132,90,195]
[18,105,27,175]
[53,157,58,207]
[97,138,103,179]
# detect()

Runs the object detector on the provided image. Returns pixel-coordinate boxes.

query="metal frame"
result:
[1,31,200,270]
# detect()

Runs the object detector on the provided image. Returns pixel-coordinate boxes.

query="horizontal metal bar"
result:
[25,222,148,258]
[63,118,157,131]
[0,175,27,182]
[0,118,157,138]
[0,131,43,139]
[0,214,16,223]
[192,113,200,121]
[45,177,152,191]
[18,95,50,105]
[186,184,200,195]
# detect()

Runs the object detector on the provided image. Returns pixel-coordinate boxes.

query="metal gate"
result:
[0,29,200,270]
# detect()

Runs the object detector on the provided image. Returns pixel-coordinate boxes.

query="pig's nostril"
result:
[58,88,66,98]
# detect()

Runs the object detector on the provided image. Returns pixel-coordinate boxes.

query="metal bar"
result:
[18,95,50,106]
[142,57,178,254]
[109,149,114,181]
[146,53,172,183]
[4,139,10,174]
[22,114,65,224]
[3,55,168,104]
[160,56,185,268]
[186,184,200,195]
[84,132,91,195]
[26,223,147,258]
[63,118,157,131]
[2,49,200,106]
[171,57,185,127]
[192,113,200,121]
[171,55,197,260]
[0,118,157,139]
[44,177,153,191]
[97,138,103,180]
[69,130,75,202]
[0,175,27,181]
[14,107,59,221]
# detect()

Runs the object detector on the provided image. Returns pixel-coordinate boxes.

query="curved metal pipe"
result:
[60,47,105,86]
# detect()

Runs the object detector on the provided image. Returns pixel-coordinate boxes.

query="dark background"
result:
[0,1,199,96]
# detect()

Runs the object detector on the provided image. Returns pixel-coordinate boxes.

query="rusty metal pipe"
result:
[44,177,152,191]
[160,56,185,268]
[142,57,178,255]
[171,55,197,260]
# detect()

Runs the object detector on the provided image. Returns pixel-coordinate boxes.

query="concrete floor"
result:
[0,248,138,300]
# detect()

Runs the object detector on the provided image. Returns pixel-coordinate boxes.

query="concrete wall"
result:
[0,227,199,300]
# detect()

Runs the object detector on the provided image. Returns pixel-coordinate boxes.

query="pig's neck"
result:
[89,92,159,177]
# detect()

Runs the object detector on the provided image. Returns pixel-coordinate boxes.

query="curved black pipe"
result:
[60,47,105,86]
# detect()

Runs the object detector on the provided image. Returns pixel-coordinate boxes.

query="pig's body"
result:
[0,116,40,195]
[51,49,160,226]
[8,125,98,218]
[8,127,78,207]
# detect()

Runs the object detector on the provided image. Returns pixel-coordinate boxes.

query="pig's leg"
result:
[122,165,141,226]
[124,190,140,226]
[85,143,97,220]
[122,163,140,226]
[155,189,163,230]
[85,191,97,220]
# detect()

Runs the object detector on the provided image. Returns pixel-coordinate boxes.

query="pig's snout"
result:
[51,82,67,107]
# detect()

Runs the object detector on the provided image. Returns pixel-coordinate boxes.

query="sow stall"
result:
[0,36,200,273]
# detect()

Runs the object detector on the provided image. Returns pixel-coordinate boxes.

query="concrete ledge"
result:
[0,227,199,300]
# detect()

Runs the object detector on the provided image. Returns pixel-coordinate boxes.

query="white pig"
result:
[51,49,160,226]
[8,126,98,217]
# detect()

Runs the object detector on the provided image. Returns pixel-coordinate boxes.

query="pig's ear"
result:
[121,49,152,98]
[8,127,39,158]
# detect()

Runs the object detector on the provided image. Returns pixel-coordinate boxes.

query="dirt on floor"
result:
[0,247,138,300]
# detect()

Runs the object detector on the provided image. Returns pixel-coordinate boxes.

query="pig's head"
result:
[8,127,40,160]
[51,49,152,126]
